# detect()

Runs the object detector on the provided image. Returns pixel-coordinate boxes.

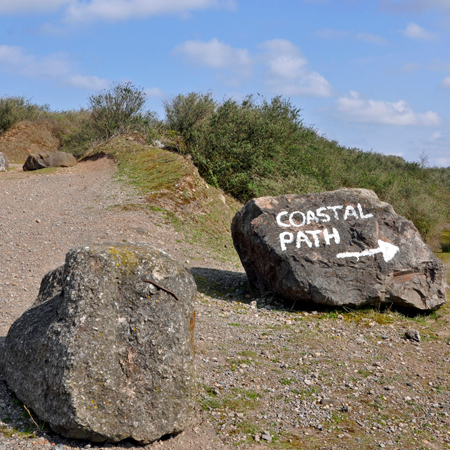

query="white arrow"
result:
[336,240,399,263]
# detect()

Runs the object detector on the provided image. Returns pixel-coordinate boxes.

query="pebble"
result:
[405,329,421,342]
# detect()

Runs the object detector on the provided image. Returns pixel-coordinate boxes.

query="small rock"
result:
[320,398,340,407]
[261,431,272,443]
[405,329,421,342]
[0,152,8,172]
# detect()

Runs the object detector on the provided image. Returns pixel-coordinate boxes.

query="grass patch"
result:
[440,229,450,253]
[279,377,296,386]
[200,386,262,413]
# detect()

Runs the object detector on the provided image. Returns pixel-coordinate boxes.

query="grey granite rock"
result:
[0,152,8,172]
[23,151,77,171]
[231,188,447,310]
[1,243,197,443]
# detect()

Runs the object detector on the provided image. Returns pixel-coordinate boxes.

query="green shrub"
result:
[0,96,48,135]
[164,92,216,144]
[58,83,160,157]
[88,82,156,140]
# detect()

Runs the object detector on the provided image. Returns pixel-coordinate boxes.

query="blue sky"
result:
[1,0,449,167]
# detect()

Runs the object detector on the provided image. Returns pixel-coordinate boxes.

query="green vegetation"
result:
[0,96,49,135]
[58,82,161,158]
[0,85,449,243]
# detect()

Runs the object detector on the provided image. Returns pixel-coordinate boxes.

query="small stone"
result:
[250,300,257,309]
[254,434,260,442]
[36,219,41,223]
[320,398,340,407]
[405,329,421,342]
[261,432,272,443]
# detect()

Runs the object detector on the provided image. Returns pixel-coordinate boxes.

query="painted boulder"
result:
[231,188,447,310]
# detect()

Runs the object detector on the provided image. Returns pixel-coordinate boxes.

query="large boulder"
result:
[23,151,77,171]
[0,152,8,171]
[231,188,447,310]
[1,243,197,443]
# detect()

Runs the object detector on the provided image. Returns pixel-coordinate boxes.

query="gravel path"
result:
[0,159,449,450]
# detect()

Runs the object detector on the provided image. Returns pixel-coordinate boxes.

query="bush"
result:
[58,83,160,157]
[88,82,157,140]
[164,92,216,144]
[0,96,48,135]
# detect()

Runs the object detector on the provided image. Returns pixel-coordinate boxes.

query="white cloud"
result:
[0,44,109,90]
[336,91,441,127]
[356,33,388,45]
[174,38,252,74]
[0,45,70,77]
[144,87,165,97]
[0,0,70,14]
[436,157,450,166]
[429,131,442,141]
[174,37,332,97]
[400,22,436,40]
[440,76,450,89]
[400,62,420,72]
[65,0,234,23]
[64,75,109,90]
[0,0,236,22]
[381,0,450,14]
[315,29,388,45]
[259,39,333,97]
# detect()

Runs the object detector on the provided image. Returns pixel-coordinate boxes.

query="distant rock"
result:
[231,188,447,311]
[0,152,8,171]
[1,243,197,443]
[23,151,77,171]
[405,329,421,342]
[152,139,165,149]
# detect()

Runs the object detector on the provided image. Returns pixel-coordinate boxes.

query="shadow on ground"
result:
[189,267,443,319]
